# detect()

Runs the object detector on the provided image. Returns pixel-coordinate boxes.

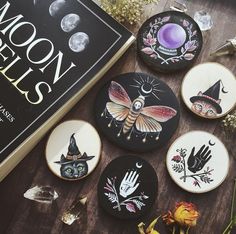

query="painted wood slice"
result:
[45,120,101,181]
[94,72,180,152]
[181,62,236,119]
[97,155,158,219]
[137,11,202,72]
[166,131,229,193]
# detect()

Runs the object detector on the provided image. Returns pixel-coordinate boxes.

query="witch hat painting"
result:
[190,80,226,118]
[54,133,95,180]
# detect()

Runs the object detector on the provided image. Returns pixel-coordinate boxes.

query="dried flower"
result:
[173,202,199,227]
[138,216,161,234]
[162,202,199,234]
[97,0,159,24]
[162,211,175,225]
[222,110,236,137]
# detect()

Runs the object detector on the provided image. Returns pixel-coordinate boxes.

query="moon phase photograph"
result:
[61,13,80,32]
[49,0,66,17]
[69,32,90,53]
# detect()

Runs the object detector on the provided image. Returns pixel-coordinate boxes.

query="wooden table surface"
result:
[1,0,236,233]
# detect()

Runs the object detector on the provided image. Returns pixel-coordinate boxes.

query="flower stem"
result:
[180,227,185,234]
[186,227,190,234]
[222,219,233,234]
[172,226,176,234]
[112,180,121,211]
[180,170,214,180]
[230,179,236,219]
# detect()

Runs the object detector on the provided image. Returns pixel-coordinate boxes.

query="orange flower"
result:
[162,211,175,225]
[173,202,199,227]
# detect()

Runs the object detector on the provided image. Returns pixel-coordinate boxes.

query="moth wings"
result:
[108,81,131,108]
[136,105,177,133]
[106,102,129,121]
[106,81,131,121]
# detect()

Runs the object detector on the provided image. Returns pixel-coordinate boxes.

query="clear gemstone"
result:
[23,186,59,204]
[61,197,87,225]
[194,10,213,31]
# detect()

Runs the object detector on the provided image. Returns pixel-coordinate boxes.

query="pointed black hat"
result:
[54,133,95,164]
[190,80,222,114]
[68,133,80,156]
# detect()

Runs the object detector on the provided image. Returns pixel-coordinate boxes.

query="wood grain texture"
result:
[0,0,236,233]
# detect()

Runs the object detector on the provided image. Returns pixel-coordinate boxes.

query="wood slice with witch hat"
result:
[181,62,236,119]
[97,155,158,219]
[45,120,101,181]
[94,73,180,152]
[137,11,202,73]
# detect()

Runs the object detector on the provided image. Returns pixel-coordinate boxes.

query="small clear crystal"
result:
[23,186,59,204]
[61,197,87,225]
[194,10,213,31]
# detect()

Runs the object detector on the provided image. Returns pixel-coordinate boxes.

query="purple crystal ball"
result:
[157,23,186,49]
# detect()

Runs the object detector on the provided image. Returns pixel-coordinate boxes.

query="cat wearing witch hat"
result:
[190,80,226,118]
[54,133,95,179]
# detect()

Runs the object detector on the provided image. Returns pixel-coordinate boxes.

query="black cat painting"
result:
[54,133,95,179]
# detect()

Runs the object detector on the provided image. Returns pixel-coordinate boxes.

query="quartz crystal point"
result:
[61,197,87,225]
[211,37,236,57]
[194,10,213,31]
[23,186,59,204]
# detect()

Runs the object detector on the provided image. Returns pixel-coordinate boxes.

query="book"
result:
[0,0,135,181]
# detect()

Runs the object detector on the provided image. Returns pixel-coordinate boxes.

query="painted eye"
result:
[78,166,83,171]
[194,103,202,112]
[206,109,215,116]
[66,168,73,173]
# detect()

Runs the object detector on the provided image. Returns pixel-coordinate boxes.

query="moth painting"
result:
[171,142,215,188]
[190,80,228,118]
[54,133,95,179]
[101,79,177,143]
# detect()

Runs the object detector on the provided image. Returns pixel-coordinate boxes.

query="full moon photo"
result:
[61,14,80,32]
[69,32,90,53]
[49,0,66,17]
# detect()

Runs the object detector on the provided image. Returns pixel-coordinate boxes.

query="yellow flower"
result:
[173,202,199,227]
[138,217,160,234]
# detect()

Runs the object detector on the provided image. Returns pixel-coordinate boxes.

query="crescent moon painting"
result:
[141,83,153,94]
[130,75,162,100]
[209,140,216,146]
[69,32,89,53]
[61,14,80,33]
[136,162,143,169]
[49,0,66,17]
[221,87,228,94]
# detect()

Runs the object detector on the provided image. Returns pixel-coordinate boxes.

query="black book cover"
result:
[0,0,134,168]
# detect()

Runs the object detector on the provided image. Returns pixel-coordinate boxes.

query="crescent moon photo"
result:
[209,140,216,146]
[61,14,80,33]
[69,32,89,53]
[221,87,228,94]
[136,162,143,169]
[49,0,66,17]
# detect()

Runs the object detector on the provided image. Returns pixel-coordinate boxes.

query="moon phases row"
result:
[34,0,90,53]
